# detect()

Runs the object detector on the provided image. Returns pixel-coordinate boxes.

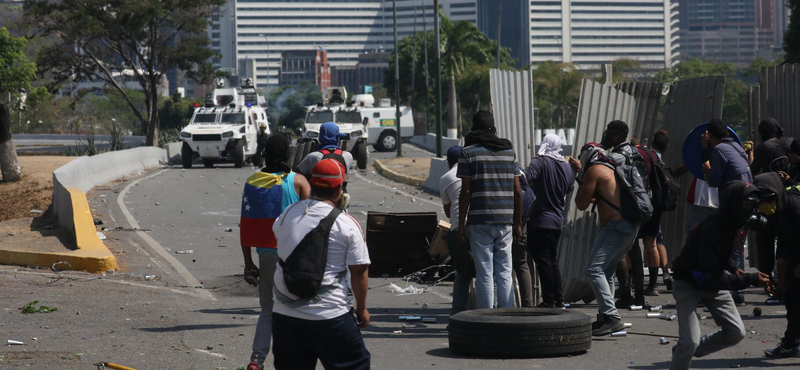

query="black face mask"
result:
[741,193,768,230]
[600,131,614,149]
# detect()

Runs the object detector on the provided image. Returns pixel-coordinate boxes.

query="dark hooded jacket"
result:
[755,172,800,264]
[672,181,762,291]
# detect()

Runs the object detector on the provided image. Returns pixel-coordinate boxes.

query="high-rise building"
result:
[279,49,331,90]
[477,0,530,68]
[357,52,390,94]
[678,0,786,68]
[528,0,680,71]
[212,0,477,89]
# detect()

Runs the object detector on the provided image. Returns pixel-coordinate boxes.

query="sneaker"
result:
[592,315,626,336]
[615,296,634,309]
[634,295,646,307]
[733,292,746,306]
[555,300,566,309]
[246,362,263,370]
[765,342,800,358]
[644,285,659,296]
[537,302,555,308]
[664,278,673,291]
[591,315,604,330]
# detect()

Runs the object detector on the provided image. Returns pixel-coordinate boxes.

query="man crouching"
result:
[670,181,771,370]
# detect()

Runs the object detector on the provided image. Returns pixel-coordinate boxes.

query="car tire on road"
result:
[354,140,368,170]
[234,140,245,168]
[181,142,193,169]
[375,130,397,152]
[203,159,214,168]
[448,308,591,358]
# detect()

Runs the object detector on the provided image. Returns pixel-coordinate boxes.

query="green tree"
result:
[529,61,584,129]
[0,27,42,182]
[785,0,800,63]
[159,91,201,131]
[25,0,226,147]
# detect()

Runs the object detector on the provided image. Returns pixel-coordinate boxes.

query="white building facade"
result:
[529,0,680,71]
[211,0,477,89]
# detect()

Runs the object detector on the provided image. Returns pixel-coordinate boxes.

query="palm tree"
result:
[439,13,493,135]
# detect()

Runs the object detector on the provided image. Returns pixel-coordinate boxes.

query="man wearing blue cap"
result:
[296,122,353,181]
[440,146,473,315]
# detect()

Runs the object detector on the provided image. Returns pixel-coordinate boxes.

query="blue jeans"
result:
[272,312,371,370]
[251,251,278,364]
[468,224,514,309]
[585,218,639,320]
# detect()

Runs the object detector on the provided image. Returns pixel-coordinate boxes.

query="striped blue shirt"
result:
[457,145,521,225]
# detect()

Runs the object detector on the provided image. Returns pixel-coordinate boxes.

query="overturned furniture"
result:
[366,212,442,276]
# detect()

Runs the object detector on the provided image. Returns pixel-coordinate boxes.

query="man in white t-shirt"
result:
[440,146,473,315]
[272,159,371,370]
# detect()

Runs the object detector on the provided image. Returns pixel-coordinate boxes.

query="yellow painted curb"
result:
[0,188,117,273]
[373,159,427,187]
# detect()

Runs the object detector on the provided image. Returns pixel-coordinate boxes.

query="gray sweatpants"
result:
[251,251,279,365]
[670,280,746,370]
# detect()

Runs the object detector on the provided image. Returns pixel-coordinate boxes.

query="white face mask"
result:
[337,193,350,210]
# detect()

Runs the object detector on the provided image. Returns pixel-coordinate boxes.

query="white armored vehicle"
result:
[179,79,270,168]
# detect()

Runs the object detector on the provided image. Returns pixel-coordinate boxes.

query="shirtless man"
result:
[570,120,641,336]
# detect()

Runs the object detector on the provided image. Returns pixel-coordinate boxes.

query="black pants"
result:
[513,235,534,307]
[756,229,776,276]
[272,312,371,370]
[628,239,645,294]
[783,262,800,346]
[529,228,563,304]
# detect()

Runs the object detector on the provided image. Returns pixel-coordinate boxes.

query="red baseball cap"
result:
[311,159,345,189]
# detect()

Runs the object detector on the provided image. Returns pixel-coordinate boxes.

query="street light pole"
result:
[393,0,402,157]
[260,34,270,106]
[434,0,442,158]
[496,0,502,69]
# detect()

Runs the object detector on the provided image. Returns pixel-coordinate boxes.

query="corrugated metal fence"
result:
[747,64,799,267]
[487,71,727,303]
[557,79,662,302]
[490,69,537,169]
[556,77,725,303]
[749,64,800,144]
[658,77,726,271]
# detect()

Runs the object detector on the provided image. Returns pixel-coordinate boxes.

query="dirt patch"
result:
[378,157,431,180]
[0,156,77,222]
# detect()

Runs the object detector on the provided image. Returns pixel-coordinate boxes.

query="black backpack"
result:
[279,206,342,299]
[600,144,654,224]
[643,149,681,212]
[320,148,347,170]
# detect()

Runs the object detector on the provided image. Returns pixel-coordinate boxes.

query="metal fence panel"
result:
[752,64,800,140]
[657,76,726,273]
[490,69,536,169]
[557,77,726,303]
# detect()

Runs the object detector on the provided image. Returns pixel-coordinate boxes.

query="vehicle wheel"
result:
[234,140,245,168]
[376,130,397,152]
[203,159,214,168]
[354,140,368,170]
[448,308,591,358]
[181,142,193,169]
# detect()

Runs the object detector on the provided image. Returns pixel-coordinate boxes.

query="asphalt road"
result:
[1,144,798,369]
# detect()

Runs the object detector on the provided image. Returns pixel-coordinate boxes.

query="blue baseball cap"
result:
[447,146,463,166]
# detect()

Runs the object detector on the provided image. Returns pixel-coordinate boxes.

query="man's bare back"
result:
[575,164,622,226]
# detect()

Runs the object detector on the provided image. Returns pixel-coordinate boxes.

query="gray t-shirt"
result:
[296,150,354,176]
[439,165,462,230]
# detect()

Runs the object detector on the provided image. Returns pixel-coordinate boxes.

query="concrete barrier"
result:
[422,158,449,194]
[163,142,182,164]
[409,133,460,154]
[49,147,167,272]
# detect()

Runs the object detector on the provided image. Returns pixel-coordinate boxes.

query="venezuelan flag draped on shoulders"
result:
[240,171,293,248]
